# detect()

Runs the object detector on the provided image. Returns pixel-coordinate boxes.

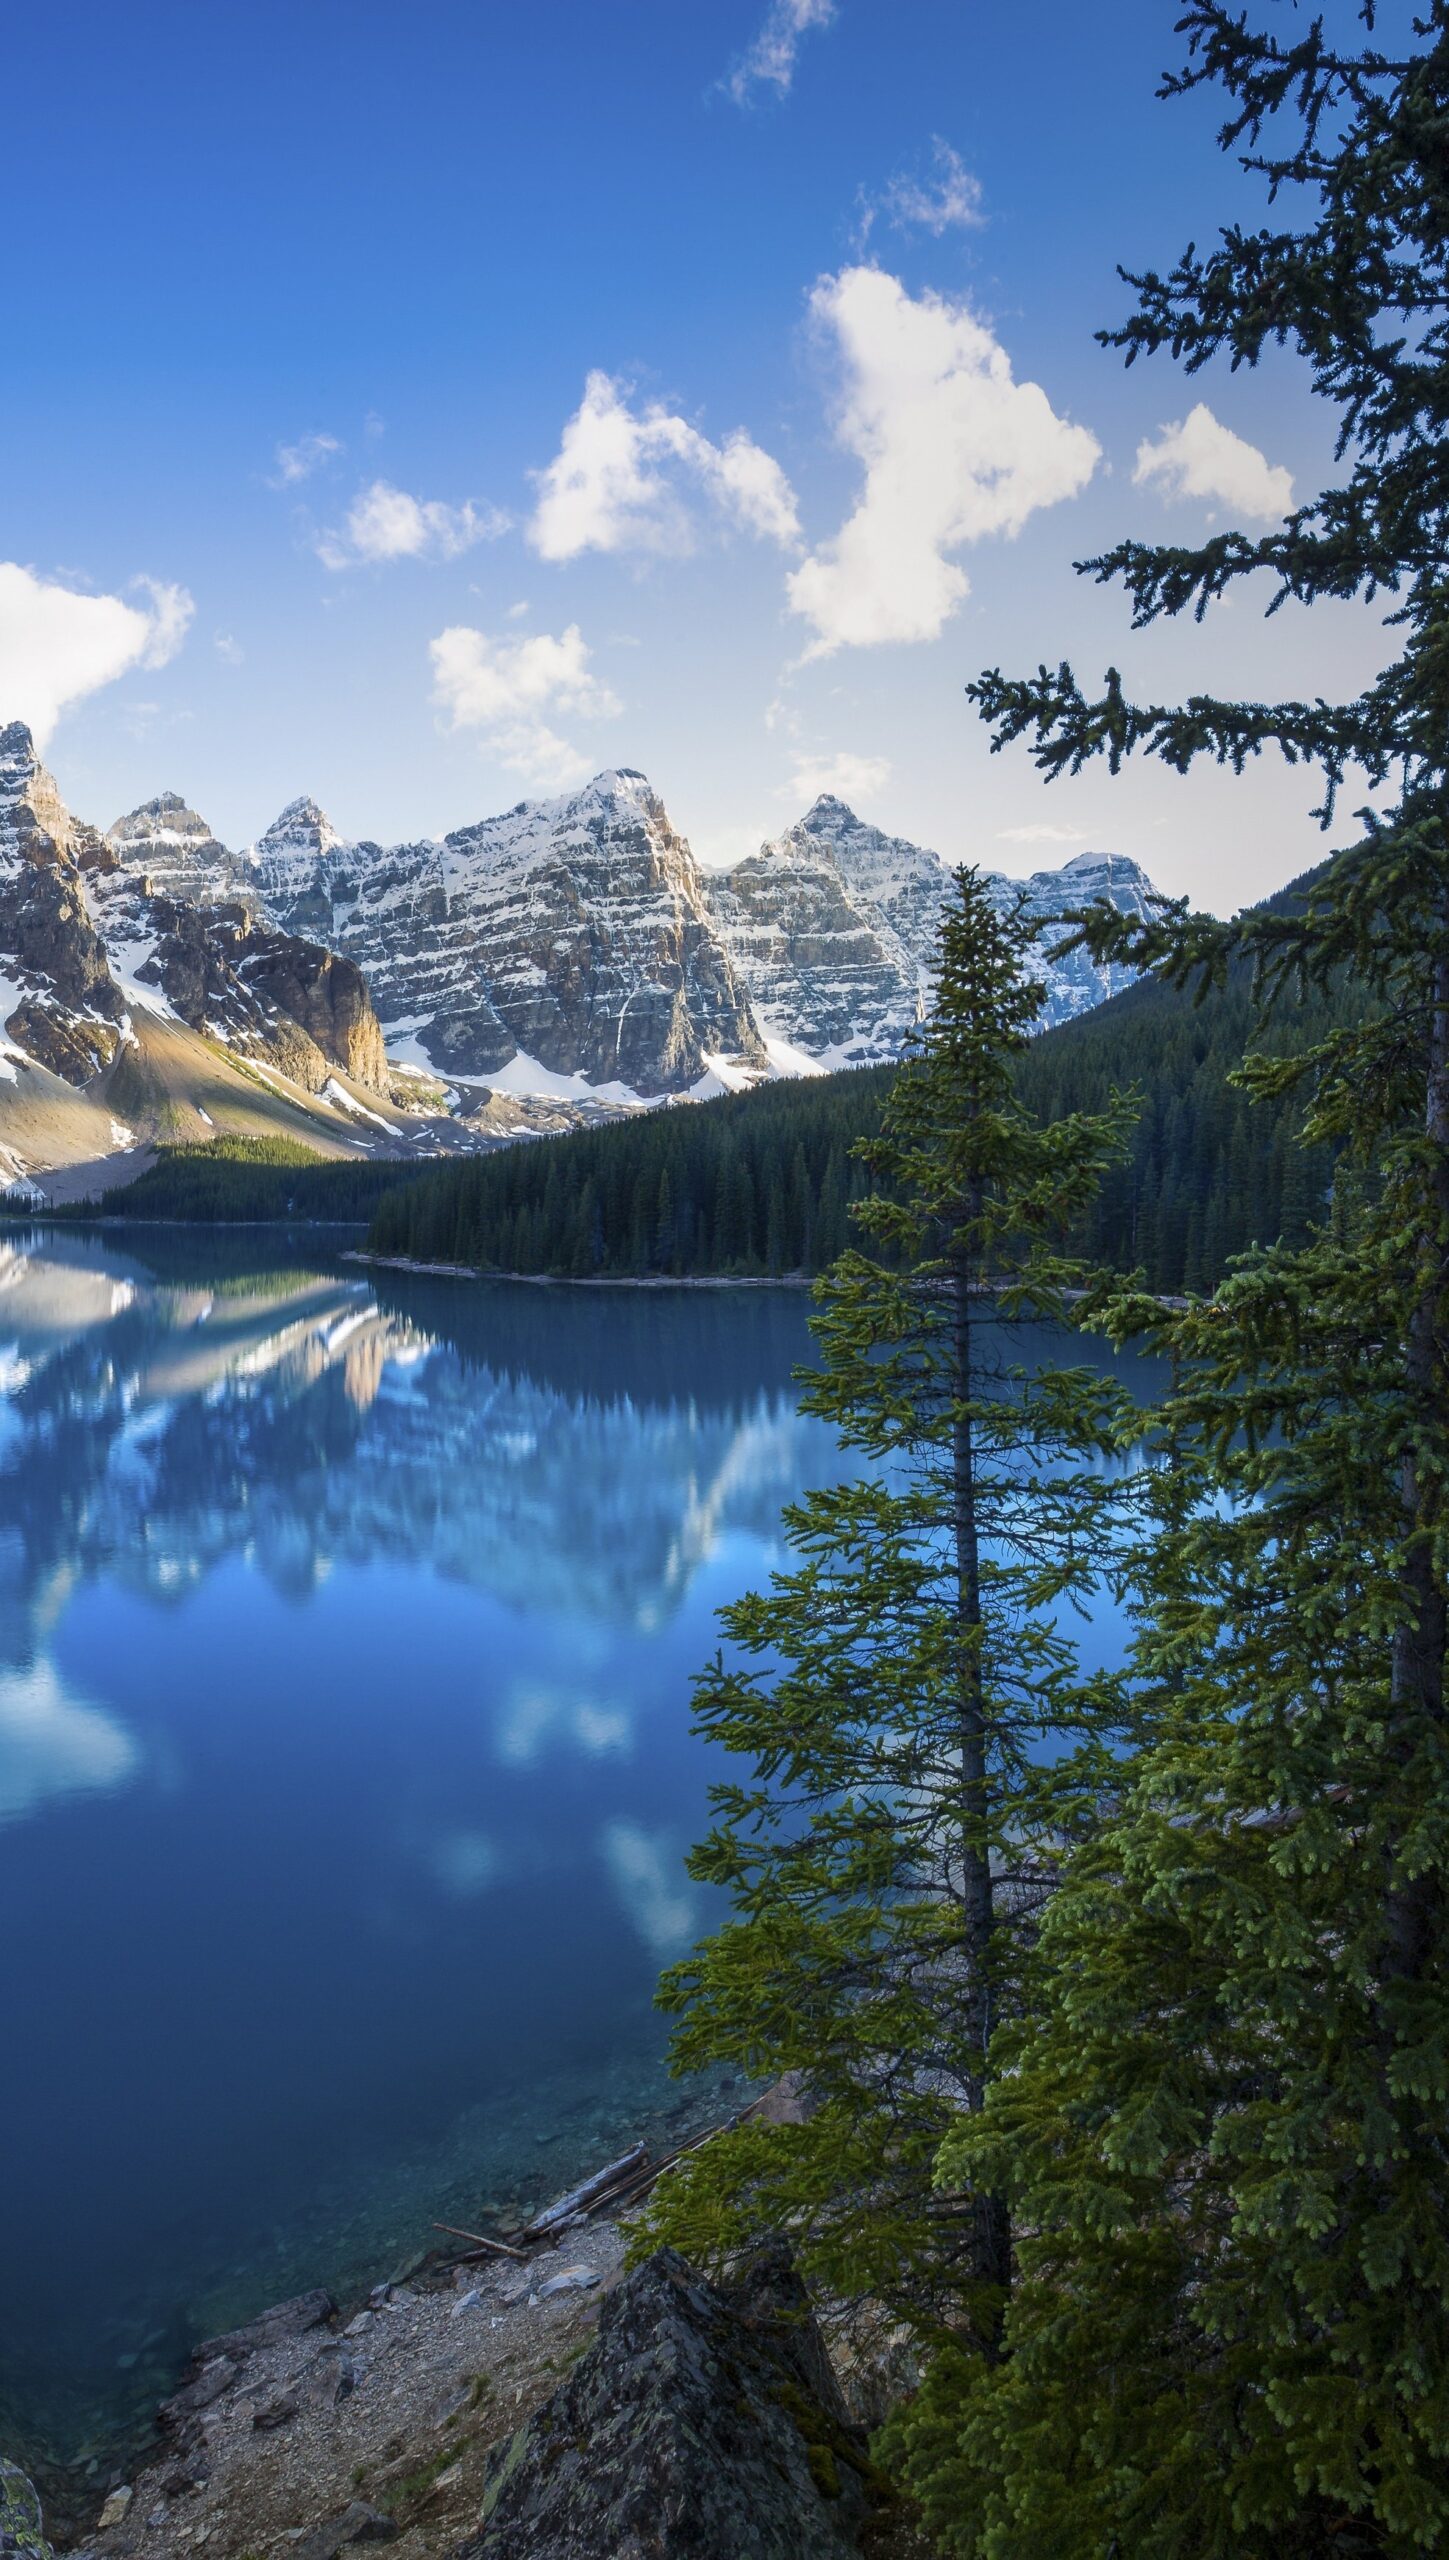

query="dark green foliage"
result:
[363,928,1362,1291]
[366,1071,891,1277]
[85,1135,436,1225]
[892,7,1449,2551]
[640,872,1138,2348]
[1014,869,1354,1294]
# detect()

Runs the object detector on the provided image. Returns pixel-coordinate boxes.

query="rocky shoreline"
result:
[5,2083,926,2560]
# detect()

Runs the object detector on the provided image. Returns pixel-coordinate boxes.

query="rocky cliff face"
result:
[255,770,766,1096]
[711,795,1160,1058]
[0,730,390,1103]
[706,821,920,1065]
[0,724,127,1081]
[1006,847,1160,1021]
[105,793,253,905]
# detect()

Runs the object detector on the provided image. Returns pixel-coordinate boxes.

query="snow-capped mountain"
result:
[1,721,1166,1183]
[709,795,1159,1060]
[707,815,923,1065]
[252,768,765,1097]
[0,720,127,1082]
[0,724,410,1185]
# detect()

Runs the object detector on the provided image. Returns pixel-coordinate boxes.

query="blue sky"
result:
[4,0,1388,906]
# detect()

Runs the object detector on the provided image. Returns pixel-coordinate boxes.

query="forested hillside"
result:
[367,886,1356,1292]
[82,1135,436,1225]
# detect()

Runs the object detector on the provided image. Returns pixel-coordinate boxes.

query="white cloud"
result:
[998,820,1089,845]
[0,564,195,750]
[722,0,836,103]
[214,630,244,665]
[318,479,510,569]
[430,620,621,790]
[788,268,1100,659]
[271,431,341,486]
[787,748,891,803]
[865,138,984,240]
[1133,402,1293,523]
[529,371,800,562]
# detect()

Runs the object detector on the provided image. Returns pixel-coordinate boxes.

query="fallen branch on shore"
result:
[431,2220,527,2261]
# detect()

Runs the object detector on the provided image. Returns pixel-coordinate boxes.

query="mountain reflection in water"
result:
[0,1233,1153,2484]
[0,1234,844,2476]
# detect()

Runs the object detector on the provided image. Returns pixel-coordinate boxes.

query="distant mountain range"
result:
[0,721,1162,1189]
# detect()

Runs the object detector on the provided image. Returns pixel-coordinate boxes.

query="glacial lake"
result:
[0,1231,1156,2484]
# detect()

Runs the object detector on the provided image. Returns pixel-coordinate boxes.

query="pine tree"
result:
[897,10,1449,2549]
[642,869,1137,2349]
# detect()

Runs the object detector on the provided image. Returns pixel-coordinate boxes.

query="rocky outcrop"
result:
[254,772,766,1096]
[0,2459,51,2560]
[464,2247,881,2558]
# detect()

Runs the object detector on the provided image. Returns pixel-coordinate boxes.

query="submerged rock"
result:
[465,2246,882,2558]
[194,2287,335,2366]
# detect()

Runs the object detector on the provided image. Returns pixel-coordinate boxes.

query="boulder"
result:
[159,2357,238,2427]
[464,2246,883,2558]
[0,2460,51,2560]
[292,2503,396,2560]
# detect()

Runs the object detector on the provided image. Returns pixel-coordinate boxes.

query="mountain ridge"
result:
[2,721,1166,1188]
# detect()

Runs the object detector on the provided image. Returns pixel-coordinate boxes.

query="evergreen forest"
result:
[635,11,1449,2556]
[79,1135,436,1225]
[364,886,1355,1295]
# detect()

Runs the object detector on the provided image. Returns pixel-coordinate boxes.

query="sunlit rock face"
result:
[93,779,391,1092]
[710,793,1163,1057]
[0,723,126,1082]
[105,792,253,905]
[252,769,766,1095]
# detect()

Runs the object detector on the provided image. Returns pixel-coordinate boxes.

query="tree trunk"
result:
[1385,917,1449,1982]
[951,1238,1012,2322]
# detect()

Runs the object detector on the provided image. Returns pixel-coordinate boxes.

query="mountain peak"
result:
[802,792,858,823]
[109,792,220,852]
[257,797,348,859]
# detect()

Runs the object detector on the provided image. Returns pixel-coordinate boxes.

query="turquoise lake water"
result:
[0,1230,1153,2481]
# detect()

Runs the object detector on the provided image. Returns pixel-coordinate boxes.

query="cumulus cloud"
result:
[721,0,836,104]
[1133,402,1293,523]
[864,138,984,240]
[271,431,342,486]
[788,748,891,803]
[0,564,194,749]
[318,479,509,569]
[788,268,1100,659]
[429,620,621,790]
[530,372,799,562]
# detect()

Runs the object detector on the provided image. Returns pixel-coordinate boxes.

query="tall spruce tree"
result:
[895,9,1449,2552]
[642,869,1136,2351]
